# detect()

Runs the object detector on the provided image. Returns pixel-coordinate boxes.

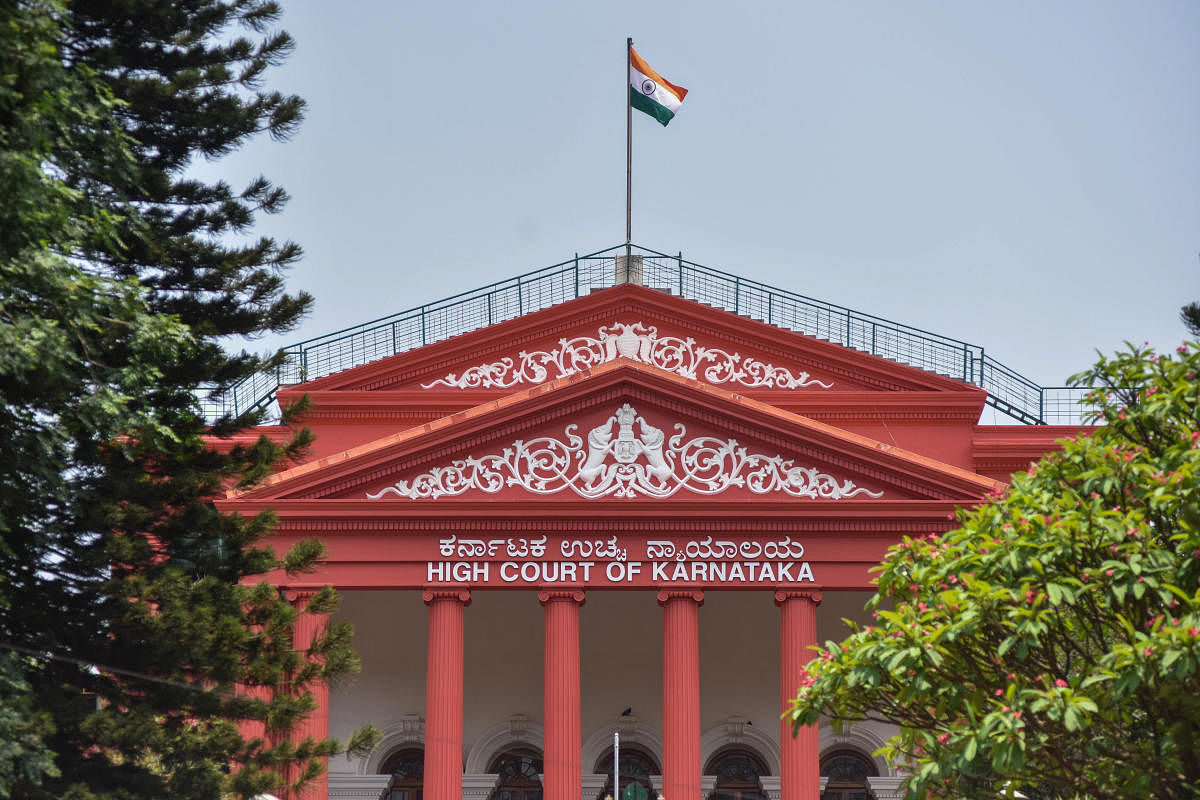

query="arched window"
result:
[705,748,769,800]
[820,749,877,800]
[488,747,544,800]
[594,747,660,800]
[381,748,424,800]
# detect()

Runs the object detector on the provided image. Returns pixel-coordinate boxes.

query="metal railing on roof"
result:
[196,244,1098,425]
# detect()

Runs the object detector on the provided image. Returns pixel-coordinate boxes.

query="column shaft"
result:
[776,590,823,800]
[424,590,470,800]
[541,590,585,800]
[659,590,703,800]
[288,590,331,800]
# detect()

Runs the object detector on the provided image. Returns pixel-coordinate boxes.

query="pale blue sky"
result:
[201,0,1199,408]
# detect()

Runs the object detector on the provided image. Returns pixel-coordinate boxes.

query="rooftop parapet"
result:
[196,244,1095,426]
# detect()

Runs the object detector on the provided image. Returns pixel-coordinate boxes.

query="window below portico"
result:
[487,747,544,800]
[705,747,769,800]
[594,747,661,800]
[819,749,877,800]
[381,747,424,800]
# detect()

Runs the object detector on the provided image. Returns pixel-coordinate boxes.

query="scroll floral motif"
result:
[367,403,883,501]
[420,321,833,390]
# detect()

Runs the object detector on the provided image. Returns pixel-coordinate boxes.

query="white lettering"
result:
[430,544,811,587]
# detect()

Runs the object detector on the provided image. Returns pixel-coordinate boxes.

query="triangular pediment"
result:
[295,283,973,397]
[245,360,999,504]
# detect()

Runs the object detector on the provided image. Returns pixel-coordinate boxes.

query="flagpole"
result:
[613,730,620,800]
[625,36,632,258]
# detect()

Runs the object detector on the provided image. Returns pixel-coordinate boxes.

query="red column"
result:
[776,590,823,800]
[286,590,331,800]
[424,589,471,800]
[658,590,704,800]
[540,590,585,800]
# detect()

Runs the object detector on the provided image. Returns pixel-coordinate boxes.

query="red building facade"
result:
[217,282,1083,800]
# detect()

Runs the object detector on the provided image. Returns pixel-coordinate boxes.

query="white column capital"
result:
[462,773,500,800]
[581,773,608,800]
[866,776,905,800]
[328,774,392,800]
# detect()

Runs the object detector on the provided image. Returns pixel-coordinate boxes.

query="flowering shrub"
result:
[786,343,1200,800]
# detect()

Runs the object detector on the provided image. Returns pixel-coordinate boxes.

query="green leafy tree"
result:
[1,2,375,798]
[786,343,1200,800]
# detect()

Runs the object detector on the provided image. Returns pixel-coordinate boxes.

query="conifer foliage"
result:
[61,0,315,400]
[0,2,374,798]
[1182,302,1200,338]
[786,344,1200,800]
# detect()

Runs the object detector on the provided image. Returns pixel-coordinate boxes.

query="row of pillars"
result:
[425,588,823,800]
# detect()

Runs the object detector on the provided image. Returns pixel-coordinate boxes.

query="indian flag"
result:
[629,47,688,126]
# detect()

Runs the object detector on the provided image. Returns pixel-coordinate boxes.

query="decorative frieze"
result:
[420,322,833,390]
[327,774,391,800]
[367,403,881,501]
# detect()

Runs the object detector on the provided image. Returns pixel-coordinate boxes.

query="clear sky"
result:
[199,0,1199,411]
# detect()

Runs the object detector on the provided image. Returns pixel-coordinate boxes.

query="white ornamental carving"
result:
[420,322,833,390]
[365,403,882,501]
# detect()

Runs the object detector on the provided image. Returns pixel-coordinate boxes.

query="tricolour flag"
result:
[629,47,688,126]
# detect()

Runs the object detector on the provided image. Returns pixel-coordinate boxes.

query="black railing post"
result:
[487,292,494,326]
[420,306,427,346]
[677,251,683,296]
[574,253,579,298]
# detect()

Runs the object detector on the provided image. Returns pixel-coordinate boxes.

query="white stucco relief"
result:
[366,403,882,500]
[420,321,834,390]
